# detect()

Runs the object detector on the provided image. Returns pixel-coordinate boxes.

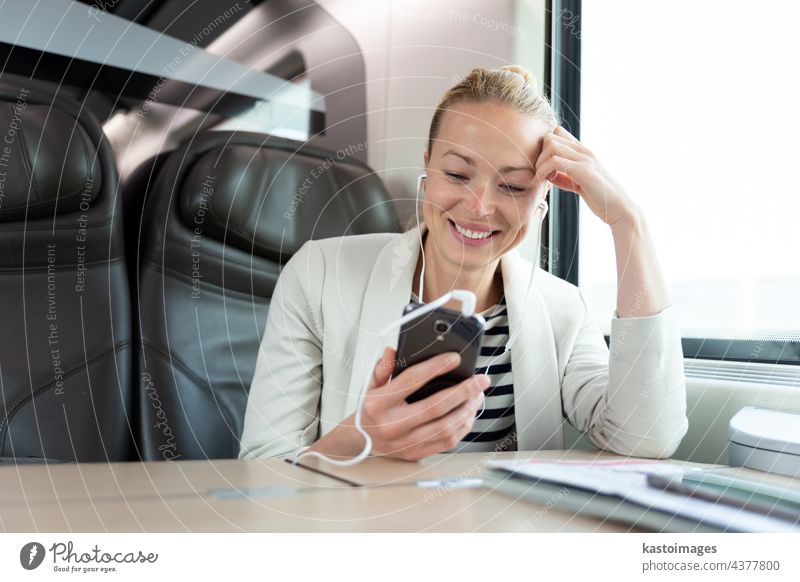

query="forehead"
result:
[433,101,550,164]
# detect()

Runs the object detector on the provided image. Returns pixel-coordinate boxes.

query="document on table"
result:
[484,459,800,533]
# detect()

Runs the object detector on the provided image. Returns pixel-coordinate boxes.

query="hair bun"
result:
[500,65,538,91]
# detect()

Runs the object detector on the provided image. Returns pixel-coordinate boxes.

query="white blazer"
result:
[239,222,688,460]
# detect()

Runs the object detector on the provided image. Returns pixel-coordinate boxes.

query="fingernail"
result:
[446,353,461,366]
[477,375,490,389]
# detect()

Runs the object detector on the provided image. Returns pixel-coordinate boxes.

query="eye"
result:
[445,172,468,182]
[500,183,526,193]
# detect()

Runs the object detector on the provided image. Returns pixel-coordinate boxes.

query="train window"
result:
[213,51,311,139]
[572,0,800,364]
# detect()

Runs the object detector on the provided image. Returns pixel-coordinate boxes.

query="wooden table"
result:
[1,450,797,532]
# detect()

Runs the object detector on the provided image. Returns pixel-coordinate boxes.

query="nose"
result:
[466,180,493,217]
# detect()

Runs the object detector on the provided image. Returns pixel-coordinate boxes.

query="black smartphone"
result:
[394,302,485,404]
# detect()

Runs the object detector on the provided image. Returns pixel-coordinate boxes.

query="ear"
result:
[423,149,429,169]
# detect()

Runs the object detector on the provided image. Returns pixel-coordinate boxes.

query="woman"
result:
[239,65,688,462]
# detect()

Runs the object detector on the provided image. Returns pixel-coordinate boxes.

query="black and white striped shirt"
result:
[410,292,517,453]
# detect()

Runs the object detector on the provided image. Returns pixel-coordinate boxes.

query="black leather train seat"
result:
[0,84,133,462]
[133,131,399,460]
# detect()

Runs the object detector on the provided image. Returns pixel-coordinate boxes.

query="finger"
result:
[540,133,585,163]
[399,374,489,425]
[394,395,483,453]
[535,155,583,190]
[384,351,462,401]
[547,170,580,192]
[368,396,475,458]
[537,156,589,195]
[368,346,396,390]
[554,125,582,145]
[398,398,481,455]
[366,376,484,442]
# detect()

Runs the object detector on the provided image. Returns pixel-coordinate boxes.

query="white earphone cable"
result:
[416,173,427,304]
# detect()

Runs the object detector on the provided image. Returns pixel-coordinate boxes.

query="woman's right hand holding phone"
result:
[361,346,489,461]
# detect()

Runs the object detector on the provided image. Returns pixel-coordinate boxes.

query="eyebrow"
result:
[443,150,535,175]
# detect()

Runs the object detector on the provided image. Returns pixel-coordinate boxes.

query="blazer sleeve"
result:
[560,291,689,459]
[238,241,324,460]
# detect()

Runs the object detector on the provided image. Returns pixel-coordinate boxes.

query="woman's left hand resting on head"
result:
[535,126,671,318]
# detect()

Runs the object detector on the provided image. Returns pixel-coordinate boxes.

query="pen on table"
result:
[645,473,800,524]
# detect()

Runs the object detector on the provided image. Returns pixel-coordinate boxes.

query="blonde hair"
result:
[426,64,558,156]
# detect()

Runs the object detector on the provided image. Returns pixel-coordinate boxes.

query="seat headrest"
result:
[0,101,100,222]
[179,142,386,260]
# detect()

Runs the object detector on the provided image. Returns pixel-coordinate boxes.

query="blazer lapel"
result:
[500,250,564,450]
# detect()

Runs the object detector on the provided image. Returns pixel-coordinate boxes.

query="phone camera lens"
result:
[434,320,450,334]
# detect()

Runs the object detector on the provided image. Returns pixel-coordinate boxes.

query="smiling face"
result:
[422,100,551,272]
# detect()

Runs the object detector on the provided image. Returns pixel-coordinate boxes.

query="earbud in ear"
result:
[535,199,549,221]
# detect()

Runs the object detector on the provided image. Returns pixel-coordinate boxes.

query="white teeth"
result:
[453,222,494,239]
